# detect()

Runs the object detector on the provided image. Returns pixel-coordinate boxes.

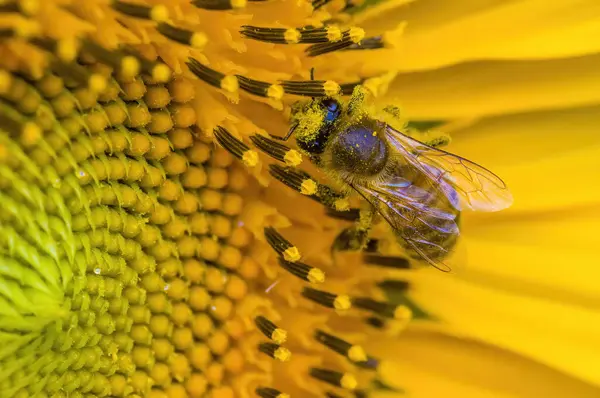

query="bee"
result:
[268,86,513,271]
[215,85,513,271]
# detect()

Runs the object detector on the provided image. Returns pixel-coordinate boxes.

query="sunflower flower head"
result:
[0,0,415,397]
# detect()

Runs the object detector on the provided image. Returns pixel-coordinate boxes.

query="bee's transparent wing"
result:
[351,172,459,272]
[384,124,513,212]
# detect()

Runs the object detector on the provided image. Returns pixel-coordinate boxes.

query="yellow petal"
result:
[407,272,600,387]
[381,54,600,119]
[372,328,600,398]
[358,0,600,71]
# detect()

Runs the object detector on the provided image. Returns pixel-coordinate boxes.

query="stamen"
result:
[302,287,351,311]
[241,26,344,44]
[122,48,171,83]
[0,0,39,16]
[82,40,140,80]
[377,280,409,291]
[280,79,340,97]
[191,0,246,10]
[213,126,258,167]
[250,134,302,166]
[263,227,300,262]
[111,1,169,22]
[156,23,207,50]
[258,342,291,362]
[311,0,331,10]
[352,297,411,320]
[187,58,238,93]
[254,316,287,344]
[314,329,367,362]
[342,36,384,51]
[256,387,290,398]
[310,368,357,390]
[363,254,410,269]
[306,28,365,57]
[278,258,324,284]
[49,60,106,93]
[236,76,283,100]
[269,165,348,210]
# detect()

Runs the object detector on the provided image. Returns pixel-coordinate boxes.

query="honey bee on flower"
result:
[216,83,513,271]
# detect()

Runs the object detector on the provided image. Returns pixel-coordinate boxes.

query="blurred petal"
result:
[382,55,600,119]
[373,328,600,398]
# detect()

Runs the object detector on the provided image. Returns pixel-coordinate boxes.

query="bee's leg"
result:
[331,206,375,252]
[346,85,369,117]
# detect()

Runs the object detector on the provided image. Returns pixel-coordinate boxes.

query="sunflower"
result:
[1,0,599,397]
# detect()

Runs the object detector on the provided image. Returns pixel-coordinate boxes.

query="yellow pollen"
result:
[150,5,169,22]
[230,0,246,8]
[190,32,208,50]
[340,373,358,390]
[323,80,341,97]
[274,347,291,362]
[121,56,141,79]
[300,179,318,195]
[278,394,290,398]
[271,328,287,345]
[19,0,40,16]
[284,28,300,44]
[152,64,172,83]
[56,38,78,62]
[220,75,239,93]
[326,25,342,42]
[282,246,301,262]
[267,84,284,100]
[394,305,413,320]
[349,27,365,43]
[241,150,258,167]
[347,345,367,362]
[283,149,302,166]
[88,73,108,93]
[333,295,351,311]
[334,198,350,211]
[0,70,10,94]
[21,122,42,146]
[307,268,325,284]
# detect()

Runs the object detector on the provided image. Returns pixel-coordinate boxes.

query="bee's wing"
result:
[384,124,513,212]
[350,172,459,272]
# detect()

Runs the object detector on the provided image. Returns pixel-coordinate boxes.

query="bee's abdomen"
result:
[396,177,461,263]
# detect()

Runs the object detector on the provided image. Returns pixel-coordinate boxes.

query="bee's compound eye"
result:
[321,98,339,112]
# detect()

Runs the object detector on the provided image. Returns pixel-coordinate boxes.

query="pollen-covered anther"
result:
[349,27,365,43]
[214,126,257,168]
[250,134,302,166]
[300,178,318,195]
[284,28,300,44]
[281,79,340,97]
[353,297,410,320]
[326,25,343,42]
[111,0,169,22]
[302,287,351,311]
[314,330,368,363]
[258,342,291,362]
[157,23,207,50]
[255,316,288,344]
[192,0,245,10]
[278,258,325,284]
[333,198,350,211]
[310,368,357,390]
[256,387,290,398]
[264,227,301,262]
[0,0,40,16]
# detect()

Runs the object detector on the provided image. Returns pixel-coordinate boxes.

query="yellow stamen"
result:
[282,246,300,262]
[300,179,318,195]
[283,149,302,166]
[307,268,325,284]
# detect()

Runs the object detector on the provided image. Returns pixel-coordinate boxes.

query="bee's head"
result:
[291,97,342,155]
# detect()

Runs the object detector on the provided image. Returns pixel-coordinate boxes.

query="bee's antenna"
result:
[270,122,297,141]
